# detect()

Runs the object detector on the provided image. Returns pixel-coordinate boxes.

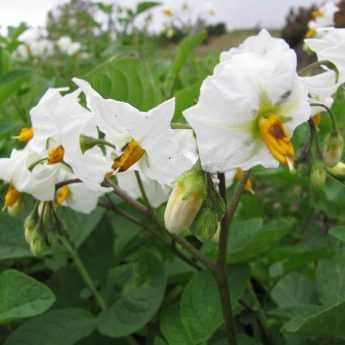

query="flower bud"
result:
[164,165,207,234]
[323,131,344,168]
[310,161,326,188]
[327,162,345,177]
[29,227,48,257]
[24,207,39,244]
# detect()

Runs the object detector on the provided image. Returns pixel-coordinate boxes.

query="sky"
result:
[0,0,325,31]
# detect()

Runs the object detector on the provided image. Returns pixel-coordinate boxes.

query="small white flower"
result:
[73,78,197,185]
[305,28,345,83]
[57,36,81,56]
[184,29,311,173]
[117,171,170,208]
[306,2,338,37]
[28,87,112,192]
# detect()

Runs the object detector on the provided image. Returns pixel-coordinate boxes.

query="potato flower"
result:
[184,29,311,173]
[73,78,197,185]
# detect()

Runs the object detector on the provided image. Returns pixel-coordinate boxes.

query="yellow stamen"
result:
[14,127,34,143]
[48,145,65,164]
[112,138,145,172]
[259,114,295,167]
[312,9,324,19]
[162,8,173,16]
[56,185,70,205]
[312,113,321,126]
[306,27,317,38]
[235,168,254,194]
[4,185,21,208]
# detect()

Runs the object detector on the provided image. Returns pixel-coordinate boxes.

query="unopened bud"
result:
[164,165,207,234]
[323,131,344,167]
[24,207,39,244]
[327,162,345,177]
[191,207,218,241]
[29,227,48,257]
[311,161,326,188]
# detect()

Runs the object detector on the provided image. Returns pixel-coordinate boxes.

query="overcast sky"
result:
[0,0,325,30]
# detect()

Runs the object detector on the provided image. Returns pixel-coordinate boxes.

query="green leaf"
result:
[172,83,200,123]
[136,1,160,15]
[160,304,196,345]
[4,308,96,345]
[85,57,161,111]
[0,270,55,324]
[283,301,345,339]
[165,32,206,95]
[316,249,345,306]
[98,251,167,337]
[0,69,30,105]
[180,265,250,343]
[58,207,105,247]
[329,225,345,243]
[227,218,293,264]
[271,272,316,308]
[0,212,31,261]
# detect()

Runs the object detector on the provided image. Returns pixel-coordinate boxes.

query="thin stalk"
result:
[171,122,192,130]
[310,102,338,132]
[135,171,153,213]
[214,171,251,345]
[99,198,202,271]
[59,234,107,311]
[309,119,323,159]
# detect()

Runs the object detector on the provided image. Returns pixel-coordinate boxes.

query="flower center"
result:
[4,185,21,208]
[162,8,173,16]
[306,27,317,38]
[15,127,34,143]
[48,145,65,164]
[56,185,70,205]
[112,138,145,172]
[259,114,295,166]
[312,9,324,18]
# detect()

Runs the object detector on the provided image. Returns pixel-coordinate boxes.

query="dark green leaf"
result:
[0,270,55,323]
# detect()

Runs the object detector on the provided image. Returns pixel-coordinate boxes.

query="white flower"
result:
[73,78,197,185]
[305,28,345,83]
[57,36,81,56]
[117,171,170,208]
[307,2,338,37]
[301,69,338,115]
[184,29,311,173]
[0,149,58,202]
[28,87,112,192]
[13,44,29,61]
[56,171,104,214]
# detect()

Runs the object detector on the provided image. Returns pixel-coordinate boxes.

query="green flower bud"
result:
[311,161,327,188]
[164,164,207,234]
[191,206,219,241]
[29,227,48,257]
[327,162,345,177]
[24,206,39,244]
[323,131,344,167]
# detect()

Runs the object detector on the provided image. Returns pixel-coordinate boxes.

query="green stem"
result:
[135,171,153,213]
[171,122,192,130]
[310,102,338,132]
[59,235,107,311]
[214,171,250,345]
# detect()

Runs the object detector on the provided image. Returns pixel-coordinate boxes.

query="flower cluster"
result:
[2,28,344,253]
[13,28,82,60]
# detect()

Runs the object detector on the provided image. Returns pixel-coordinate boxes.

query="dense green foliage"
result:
[1,1,345,345]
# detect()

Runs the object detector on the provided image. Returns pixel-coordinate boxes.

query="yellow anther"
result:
[306,27,317,38]
[162,8,173,16]
[56,185,71,205]
[259,114,295,167]
[235,168,254,194]
[14,127,34,143]
[48,145,65,164]
[112,138,145,172]
[4,185,21,208]
[312,9,324,18]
